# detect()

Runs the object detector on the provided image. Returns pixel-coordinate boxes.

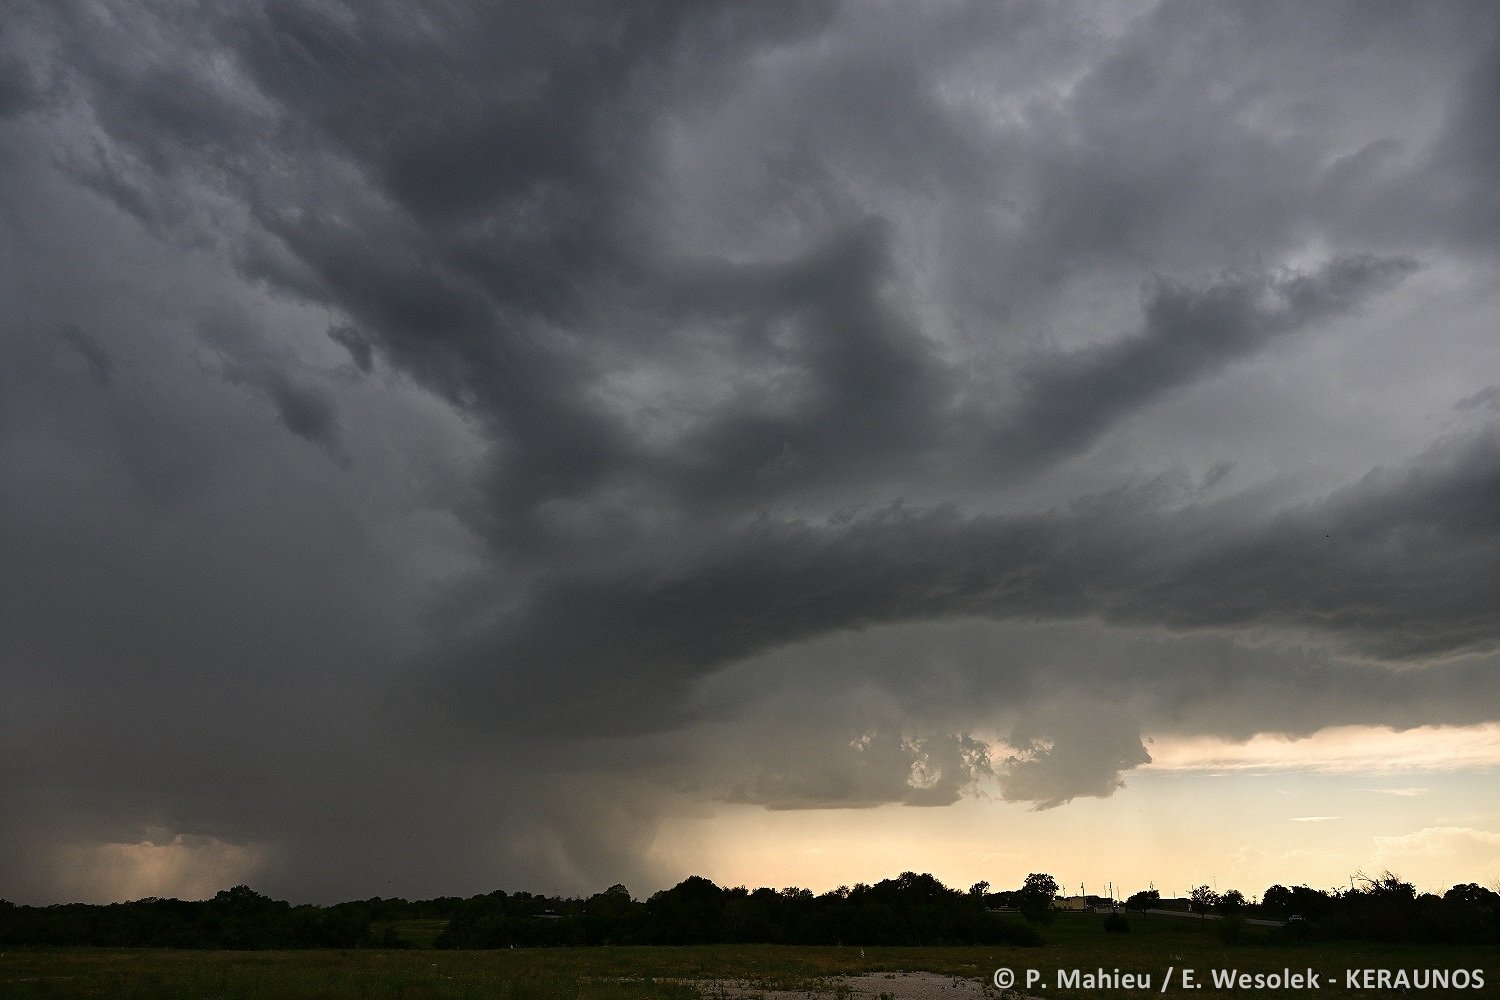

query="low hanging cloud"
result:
[726,729,994,810]
[416,423,1500,743]
[996,709,1154,811]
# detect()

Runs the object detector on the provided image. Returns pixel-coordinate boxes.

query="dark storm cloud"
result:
[1424,26,1500,251]
[668,604,1500,815]
[20,0,1438,539]
[1128,428,1500,657]
[999,255,1419,467]
[643,219,957,509]
[55,323,115,385]
[326,324,372,374]
[221,362,344,457]
[194,306,347,459]
[1456,386,1500,412]
[998,709,1154,811]
[419,423,1500,749]
[725,729,993,810]
[0,50,41,119]
[184,1,830,551]
[6,0,1500,899]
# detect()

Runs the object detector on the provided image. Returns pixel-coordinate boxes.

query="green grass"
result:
[1017,911,1496,998]
[1,915,1493,999]
[371,919,449,949]
[0,949,701,999]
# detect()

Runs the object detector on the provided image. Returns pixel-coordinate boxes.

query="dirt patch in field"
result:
[698,970,1031,1000]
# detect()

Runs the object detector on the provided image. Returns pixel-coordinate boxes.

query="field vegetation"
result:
[3,912,1496,999]
[3,871,1495,997]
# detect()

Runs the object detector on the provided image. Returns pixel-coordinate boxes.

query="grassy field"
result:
[1,913,1493,998]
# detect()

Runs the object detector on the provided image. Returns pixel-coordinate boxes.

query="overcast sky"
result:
[4,0,1500,905]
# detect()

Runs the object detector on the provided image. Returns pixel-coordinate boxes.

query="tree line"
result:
[1120,873,1500,945]
[0,885,406,950]
[2,870,1495,950]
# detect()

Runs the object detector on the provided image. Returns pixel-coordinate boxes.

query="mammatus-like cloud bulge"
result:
[726,730,994,810]
[998,709,1154,811]
[214,361,344,459]
[326,324,374,375]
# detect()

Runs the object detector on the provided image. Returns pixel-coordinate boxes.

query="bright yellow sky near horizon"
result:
[647,722,1500,902]
[41,722,1500,905]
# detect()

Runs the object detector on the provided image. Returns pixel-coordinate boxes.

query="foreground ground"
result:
[1,913,1493,998]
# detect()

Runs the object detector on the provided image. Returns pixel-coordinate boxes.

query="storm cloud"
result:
[3,0,1499,903]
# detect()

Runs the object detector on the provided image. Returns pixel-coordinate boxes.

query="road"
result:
[1137,907,1285,927]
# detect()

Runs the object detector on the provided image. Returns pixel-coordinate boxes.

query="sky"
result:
[2,0,1499,906]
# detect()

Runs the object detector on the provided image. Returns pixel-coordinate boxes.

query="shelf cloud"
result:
[3,0,1499,902]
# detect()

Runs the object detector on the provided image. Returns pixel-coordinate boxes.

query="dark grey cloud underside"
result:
[418,424,1500,743]
[3,0,1500,899]
[55,323,114,385]
[1001,255,1419,466]
[25,1,1471,546]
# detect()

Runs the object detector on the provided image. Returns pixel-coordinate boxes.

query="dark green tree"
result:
[1017,873,1059,924]
[1188,885,1218,919]
[1216,889,1247,915]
